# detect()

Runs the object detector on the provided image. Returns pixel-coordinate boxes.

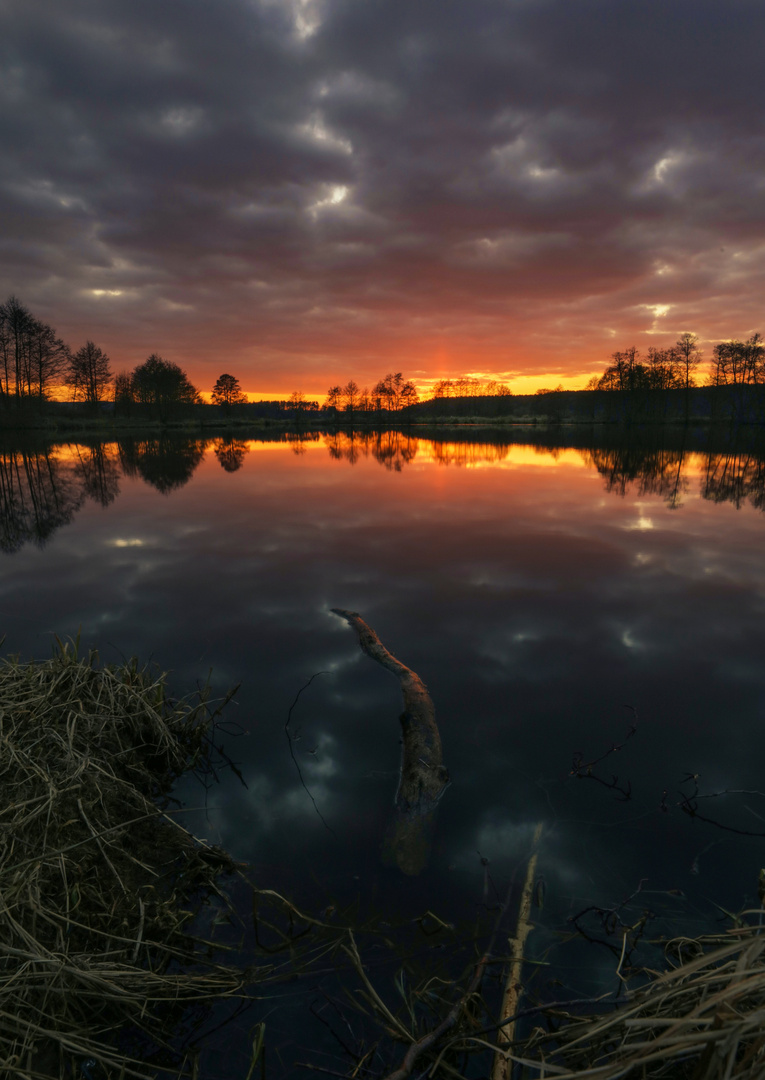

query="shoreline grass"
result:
[0,640,254,1079]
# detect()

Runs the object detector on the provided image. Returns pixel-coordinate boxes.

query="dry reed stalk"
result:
[492,822,544,1080]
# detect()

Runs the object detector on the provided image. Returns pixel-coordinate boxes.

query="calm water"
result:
[4,426,765,1070]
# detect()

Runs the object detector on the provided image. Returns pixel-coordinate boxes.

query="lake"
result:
[3,424,765,1072]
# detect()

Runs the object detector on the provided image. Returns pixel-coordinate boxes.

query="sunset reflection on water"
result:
[4,430,764,556]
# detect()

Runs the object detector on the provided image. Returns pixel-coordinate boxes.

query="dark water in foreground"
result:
[3,426,765,1071]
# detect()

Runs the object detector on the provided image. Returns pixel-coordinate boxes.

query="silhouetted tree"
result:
[0,298,70,402]
[595,346,686,393]
[325,386,342,410]
[675,332,703,389]
[709,335,764,386]
[341,379,360,412]
[131,355,200,419]
[400,381,419,408]
[211,373,247,407]
[598,347,645,391]
[645,347,684,390]
[0,296,34,399]
[27,320,70,401]
[374,372,419,411]
[68,341,113,405]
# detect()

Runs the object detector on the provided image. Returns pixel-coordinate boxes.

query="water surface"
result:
[3,426,765,1069]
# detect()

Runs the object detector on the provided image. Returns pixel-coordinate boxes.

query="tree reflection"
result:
[6,429,765,557]
[0,447,84,553]
[286,432,319,455]
[323,430,419,470]
[373,431,418,471]
[213,437,250,473]
[701,451,765,511]
[431,441,511,467]
[582,445,690,509]
[324,432,521,470]
[118,436,205,493]
[580,437,765,512]
[73,443,121,507]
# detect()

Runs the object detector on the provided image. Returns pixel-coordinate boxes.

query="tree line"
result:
[0,295,424,419]
[589,332,765,393]
[587,333,703,392]
[0,295,252,416]
[323,372,419,413]
[0,296,97,404]
[5,293,765,418]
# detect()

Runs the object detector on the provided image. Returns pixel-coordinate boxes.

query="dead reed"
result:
[500,914,765,1079]
[0,639,253,1080]
[5,638,763,1080]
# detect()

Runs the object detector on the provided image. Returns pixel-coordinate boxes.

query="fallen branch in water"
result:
[330,609,449,818]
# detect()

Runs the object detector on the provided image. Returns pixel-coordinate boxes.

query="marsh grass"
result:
[4,640,765,1080]
[0,640,254,1079]
[510,916,765,1079]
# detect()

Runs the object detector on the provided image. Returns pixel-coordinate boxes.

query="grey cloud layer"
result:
[2,0,765,382]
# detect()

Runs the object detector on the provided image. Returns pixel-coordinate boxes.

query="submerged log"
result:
[331,609,450,874]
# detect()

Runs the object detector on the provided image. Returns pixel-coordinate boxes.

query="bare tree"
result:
[69,341,113,405]
[596,346,683,392]
[373,372,419,411]
[433,379,454,398]
[0,297,68,402]
[675,332,703,389]
[324,385,342,411]
[27,320,70,402]
[645,347,684,390]
[709,336,764,386]
[341,379,360,412]
[0,296,34,399]
[400,380,419,408]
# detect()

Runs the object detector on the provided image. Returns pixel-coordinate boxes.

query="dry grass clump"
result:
[515,917,765,1079]
[0,640,251,1080]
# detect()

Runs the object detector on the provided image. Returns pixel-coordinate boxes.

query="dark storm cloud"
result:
[2,0,765,385]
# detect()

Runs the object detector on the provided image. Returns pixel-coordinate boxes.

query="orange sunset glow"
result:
[3,2,765,398]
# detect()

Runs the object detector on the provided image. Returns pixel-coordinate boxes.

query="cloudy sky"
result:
[2,0,764,397]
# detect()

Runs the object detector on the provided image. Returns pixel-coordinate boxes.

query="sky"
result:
[2,0,765,399]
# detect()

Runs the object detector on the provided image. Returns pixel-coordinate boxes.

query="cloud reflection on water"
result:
[2,428,765,941]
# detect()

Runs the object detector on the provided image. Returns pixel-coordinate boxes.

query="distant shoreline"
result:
[2,382,765,435]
